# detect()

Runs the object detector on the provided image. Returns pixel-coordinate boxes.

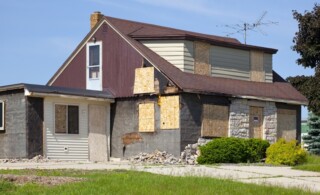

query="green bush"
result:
[266,138,307,166]
[197,137,270,164]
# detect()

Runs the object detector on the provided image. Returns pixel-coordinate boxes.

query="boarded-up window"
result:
[194,41,211,76]
[0,101,4,131]
[138,102,155,132]
[160,96,179,129]
[133,67,155,94]
[201,104,229,137]
[251,50,265,82]
[55,104,79,134]
[277,109,296,141]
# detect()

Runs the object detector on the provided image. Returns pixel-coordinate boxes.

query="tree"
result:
[287,4,320,115]
[302,113,320,155]
[292,4,320,74]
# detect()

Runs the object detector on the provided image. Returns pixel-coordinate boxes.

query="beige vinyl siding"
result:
[142,40,194,73]
[264,53,273,83]
[44,97,89,160]
[210,46,250,81]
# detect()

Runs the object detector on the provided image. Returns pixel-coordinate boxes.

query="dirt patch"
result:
[0,174,85,186]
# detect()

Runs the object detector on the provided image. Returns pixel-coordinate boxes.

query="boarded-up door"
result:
[89,105,108,162]
[277,109,296,141]
[249,106,263,139]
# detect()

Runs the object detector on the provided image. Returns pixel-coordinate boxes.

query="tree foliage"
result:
[292,4,320,72]
[302,113,320,155]
[287,4,320,114]
[287,76,320,115]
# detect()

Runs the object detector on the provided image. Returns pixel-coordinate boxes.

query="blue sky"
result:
[0,0,316,119]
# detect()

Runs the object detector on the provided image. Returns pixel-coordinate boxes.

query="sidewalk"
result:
[0,161,319,192]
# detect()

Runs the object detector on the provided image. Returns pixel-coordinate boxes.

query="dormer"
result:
[141,40,275,83]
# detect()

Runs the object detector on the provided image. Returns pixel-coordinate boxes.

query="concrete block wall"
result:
[0,90,27,158]
[111,97,181,158]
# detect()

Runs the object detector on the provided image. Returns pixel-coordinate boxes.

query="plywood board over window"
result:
[201,104,229,137]
[139,102,155,132]
[277,109,297,141]
[250,50,265,82]
[194,41,211,76]
[249,106,263,139]
[133,67,155,94]
[160,96,179,129]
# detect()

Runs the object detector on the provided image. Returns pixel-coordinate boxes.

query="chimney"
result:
[90,11,103,29]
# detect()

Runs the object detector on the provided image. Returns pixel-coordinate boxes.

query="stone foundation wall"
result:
[229,99,250,138]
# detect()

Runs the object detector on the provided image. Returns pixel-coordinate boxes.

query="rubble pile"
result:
[130,150,181,165]
[180,138,212,165]
[1,155,51,163]
[130,138,212,165]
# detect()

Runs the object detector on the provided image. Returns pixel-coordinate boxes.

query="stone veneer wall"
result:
[229,99,250,138]
[263,102,277,143]
[229,99,277,143]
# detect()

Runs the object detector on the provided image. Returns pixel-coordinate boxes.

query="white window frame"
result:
[54,103,80,135]
[86,41,102,90]
[0,101,4,131]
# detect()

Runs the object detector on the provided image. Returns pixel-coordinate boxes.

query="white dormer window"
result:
[0,101,4,131]
[86,41,102,90]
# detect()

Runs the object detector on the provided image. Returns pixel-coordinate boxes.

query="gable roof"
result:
[48,15,307,105]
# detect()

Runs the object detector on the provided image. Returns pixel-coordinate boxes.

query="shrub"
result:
[266,138,307,166]
[197,137,269,164]
[245,138,270,162]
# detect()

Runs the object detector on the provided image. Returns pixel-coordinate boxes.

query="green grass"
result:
[0,169,316,194]
[294,154,320,172]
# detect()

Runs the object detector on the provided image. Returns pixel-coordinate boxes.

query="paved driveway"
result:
[0,162,319,192]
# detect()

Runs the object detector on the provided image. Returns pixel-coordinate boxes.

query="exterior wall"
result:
[180,94,229,149]
[111,97,181,158]
[229,99,277,143]
[51,23,144,97]
[142,40,194,73]
[0,90,27,158]
[44,96,111,161]
[26,97,44,158]
[211,46,251,81]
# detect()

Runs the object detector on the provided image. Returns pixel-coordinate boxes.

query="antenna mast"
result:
[222,11,278,44]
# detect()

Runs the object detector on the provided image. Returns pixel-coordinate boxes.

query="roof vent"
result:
[90,11,103,29]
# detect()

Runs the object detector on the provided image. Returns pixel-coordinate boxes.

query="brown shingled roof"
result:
[105,16,278,54]
[104,16,307,104]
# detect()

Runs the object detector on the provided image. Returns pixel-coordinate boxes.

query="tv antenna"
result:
[221,11,278,44]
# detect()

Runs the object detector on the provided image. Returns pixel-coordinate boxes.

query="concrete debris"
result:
[0,155,53,163]
[129,150,181,165]
[129,138,212,165]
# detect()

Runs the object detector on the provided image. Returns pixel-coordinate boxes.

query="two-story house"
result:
[0,12,307,160]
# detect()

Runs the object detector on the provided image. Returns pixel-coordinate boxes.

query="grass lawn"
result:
[0,169,316,195]
[294,154,320,172]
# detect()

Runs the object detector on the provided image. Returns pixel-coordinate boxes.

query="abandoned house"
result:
[0,12,307,161]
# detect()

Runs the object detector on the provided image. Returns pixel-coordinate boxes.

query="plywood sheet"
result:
[55,105,66,133]
[133,67,155,94]
[160,96,180,129]
[201,104,229,137]
[250,50,265,82]
[138,102,155,132]
[194,41,211,75]
[249,106,263,139]
[277,109,297,141]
